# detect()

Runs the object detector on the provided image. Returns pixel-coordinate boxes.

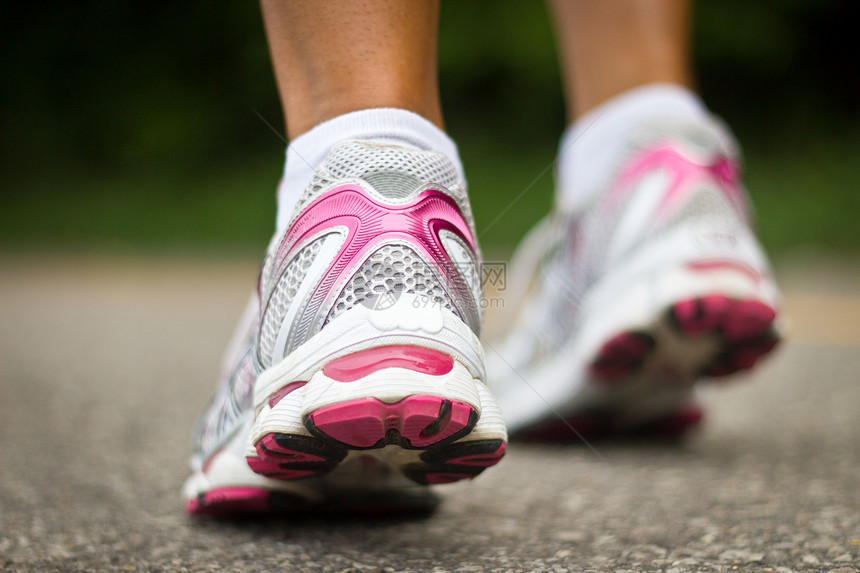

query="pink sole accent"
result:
[246,397,490,486]
[590,332,655,382]
[257,434,328,463]
[445,441,507,467]
[649,404,705,437]
[589,295,779,383]
[672,295,779,378]
[673,295,733,336]
[268,381,308,408]
[424,473,473,484]
[309,396,475,449]
[323,346,454,383]
[686,260,762,284]
[720,300,776,343]
[673,295,775,342]
[187,487,271,515]
[245,456,316,480]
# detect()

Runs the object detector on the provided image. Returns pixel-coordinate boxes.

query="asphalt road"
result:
[2,252,859,573]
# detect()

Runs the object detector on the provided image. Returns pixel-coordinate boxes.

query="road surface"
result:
[2,252,858,572]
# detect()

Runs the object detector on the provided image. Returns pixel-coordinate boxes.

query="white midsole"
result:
[187,292,507,500]
[183,419,326,502]
[253,293,486,410]
[183,373,506,502]
[251,361,483,447]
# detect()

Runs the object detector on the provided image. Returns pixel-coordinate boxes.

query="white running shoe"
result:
[487,116,782,440]
[184,141,507,516]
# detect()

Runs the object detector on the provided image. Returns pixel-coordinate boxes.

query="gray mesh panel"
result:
[258,236,326,367]
[440,230,482,310]
[362,171,423,199]
[326,243,456,323]
[289,142,476,239]
[324,142,459,189]
[662,186,739,226]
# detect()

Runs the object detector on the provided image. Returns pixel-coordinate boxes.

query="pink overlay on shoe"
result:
[247,394,501,486]
[612,145,748,222]
[445,441,507,467]
[308,395,474,449]
[187,487,271,515]
[269,186,475,323]
[687,259,762,284]
[322,345,454,382]
[590,332,656,382]
[268,381,308,408]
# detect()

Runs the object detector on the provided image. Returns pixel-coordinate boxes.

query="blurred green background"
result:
[2,0,858,256]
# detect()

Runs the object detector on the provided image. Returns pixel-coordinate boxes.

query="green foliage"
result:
[1,1,858,254]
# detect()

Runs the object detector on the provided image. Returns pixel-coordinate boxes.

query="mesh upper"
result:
[195,344,255,458]
[324,142,459,188]
[260,141,481,364]
[195,141,483,459]
[258,235,327,368]
[440,230,482,310]
[326,243,456,323]
[290,142,475,236]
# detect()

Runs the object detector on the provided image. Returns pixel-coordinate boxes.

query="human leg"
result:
[547,0,693,120]
[261,0,444,138]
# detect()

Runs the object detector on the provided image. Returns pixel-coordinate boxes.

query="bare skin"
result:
[260,0,694,136]
[260,0,443,139]
[546,0,693,121]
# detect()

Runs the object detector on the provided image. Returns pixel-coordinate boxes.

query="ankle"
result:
[275,108,464,236]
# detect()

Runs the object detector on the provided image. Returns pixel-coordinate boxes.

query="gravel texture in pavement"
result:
[2,254,858,573]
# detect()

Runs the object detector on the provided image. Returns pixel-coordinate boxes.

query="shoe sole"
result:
[246,347,507,486]
[516,294,780,441]
[249,395,505,485]
[590,294,780,382]
[512,293,780,442]
[184,417,454,517]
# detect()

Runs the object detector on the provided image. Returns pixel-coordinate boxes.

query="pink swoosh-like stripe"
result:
[271,185,475,327]
[612,145,748,221]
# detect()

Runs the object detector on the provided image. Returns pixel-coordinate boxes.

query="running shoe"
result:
[184,141,507,515]
[487,116,782,440]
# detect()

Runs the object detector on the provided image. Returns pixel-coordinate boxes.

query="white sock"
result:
[555,84,709,212]
[275,108,464,237]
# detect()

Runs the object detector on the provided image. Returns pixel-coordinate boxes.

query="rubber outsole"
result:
[514,294,779,442]
[403,439,507,484]
[247,394,503,486]
[589,294,779,383]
